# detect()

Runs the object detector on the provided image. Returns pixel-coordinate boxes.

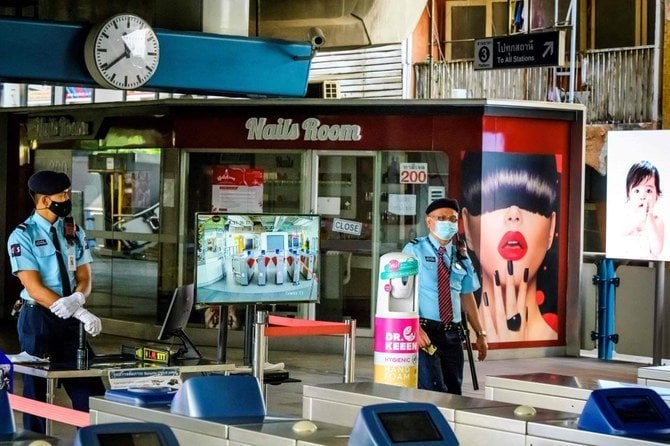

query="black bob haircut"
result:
[461,152,559,218]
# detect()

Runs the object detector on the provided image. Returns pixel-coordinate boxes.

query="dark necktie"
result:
[437,246,453,323]
[50,226,72,296]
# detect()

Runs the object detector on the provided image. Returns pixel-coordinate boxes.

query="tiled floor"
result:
[0,321,644,444]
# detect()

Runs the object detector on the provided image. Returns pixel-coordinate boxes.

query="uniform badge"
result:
[10,244,21,257]
[425,256,436,262]
[35,239,47,247]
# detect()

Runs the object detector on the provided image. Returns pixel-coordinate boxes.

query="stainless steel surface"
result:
[639,365,670,380]
[485,372,670,414]
[90,397,230,439]
[343,318,355,384]
[253,311,267,389]
[229,420,350,446]
[303,381,514,428]
[528,418,670,445]
[13,360,235,435]
[655,261,666,365]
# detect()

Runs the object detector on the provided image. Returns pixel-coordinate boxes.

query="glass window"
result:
[72,149,162,323]
[315,154,374,327]
[379,151,450,254]
[445,0,509,60]
[449,5,485,60]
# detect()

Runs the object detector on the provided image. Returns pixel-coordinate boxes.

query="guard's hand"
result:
[73,307,102,336]
[417,326,431,349]
[50,291,85,319]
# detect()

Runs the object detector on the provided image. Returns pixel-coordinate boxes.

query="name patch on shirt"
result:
[35,239,48,247]
[10,244,21,257]
[425,256,436,262]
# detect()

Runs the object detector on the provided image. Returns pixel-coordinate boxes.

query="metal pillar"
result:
[343,318,356,383]
[591,258,619,360]
[653,261,665,366]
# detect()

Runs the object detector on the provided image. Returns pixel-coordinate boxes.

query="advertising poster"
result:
[606,131,670,261]
[211,166,264,212]
[461,151,561,343]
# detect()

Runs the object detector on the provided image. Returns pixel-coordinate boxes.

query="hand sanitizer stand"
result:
[373,253,420,388]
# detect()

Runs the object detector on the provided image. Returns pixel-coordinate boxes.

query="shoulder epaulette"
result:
[409,238,420,245]
[17,224,27,231]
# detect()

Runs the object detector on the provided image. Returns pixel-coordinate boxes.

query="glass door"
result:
[312,152,376,329]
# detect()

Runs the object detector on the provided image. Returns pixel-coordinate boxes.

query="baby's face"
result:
[629,175,659,208]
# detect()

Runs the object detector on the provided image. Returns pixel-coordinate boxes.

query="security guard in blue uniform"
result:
[403,198,488,395]
[7,170,105,433]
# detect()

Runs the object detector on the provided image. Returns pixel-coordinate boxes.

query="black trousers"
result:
[418,323,464,395]
[17,303,105,433]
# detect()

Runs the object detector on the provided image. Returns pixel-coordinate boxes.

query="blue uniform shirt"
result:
[7,213,92,300]
[402,234,480,323]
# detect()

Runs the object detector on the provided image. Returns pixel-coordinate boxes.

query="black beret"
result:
[28,170,71,195]
[426,198,460,215]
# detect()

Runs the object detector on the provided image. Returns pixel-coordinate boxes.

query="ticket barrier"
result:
[91,374,353,445]
[638,365,670,389]
[525,387,670,446]
[304,382,670,446]
[485,372,670,414]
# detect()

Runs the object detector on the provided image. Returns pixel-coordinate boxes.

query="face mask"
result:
[434,220,458,241]
[48,199,72,218]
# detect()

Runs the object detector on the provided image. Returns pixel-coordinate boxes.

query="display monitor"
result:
[74,422,179,446]
[349,402,458,446]
[157,284,202,360]
[195,213,320,304]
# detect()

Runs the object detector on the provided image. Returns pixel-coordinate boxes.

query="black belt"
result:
[420,318,461,332]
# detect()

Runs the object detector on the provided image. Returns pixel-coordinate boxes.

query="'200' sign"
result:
[400,163,428,184]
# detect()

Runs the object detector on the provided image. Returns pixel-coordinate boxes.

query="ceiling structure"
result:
[0,0,425,49]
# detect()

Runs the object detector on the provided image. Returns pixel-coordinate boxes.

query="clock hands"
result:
[104,43,131,70]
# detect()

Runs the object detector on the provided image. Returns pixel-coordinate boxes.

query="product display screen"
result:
[195,213,320,304]
[377,411,443,443]
[607,395,664,424]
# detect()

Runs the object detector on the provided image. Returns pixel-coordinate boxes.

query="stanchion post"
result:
[343,318,356,383]
[253,310,267,392]
[653,261,665,366]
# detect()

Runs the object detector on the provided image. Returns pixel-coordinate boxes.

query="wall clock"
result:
[84,14,160,90]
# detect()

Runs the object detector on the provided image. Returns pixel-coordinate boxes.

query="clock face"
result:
[84,14,160,90]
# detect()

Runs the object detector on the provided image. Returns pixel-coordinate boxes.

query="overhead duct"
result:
[253,0,425,48]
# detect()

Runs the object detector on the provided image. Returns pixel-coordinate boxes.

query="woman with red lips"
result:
[461,152,559,342]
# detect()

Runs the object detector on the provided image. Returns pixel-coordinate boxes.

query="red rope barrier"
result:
[8,393,90,428]
[266,315,351,337]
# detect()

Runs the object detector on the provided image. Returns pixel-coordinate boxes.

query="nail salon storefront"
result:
[0,99,584,353]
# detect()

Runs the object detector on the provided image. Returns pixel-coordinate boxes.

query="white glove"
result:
[50,291,86,319]
[73,307,102,336]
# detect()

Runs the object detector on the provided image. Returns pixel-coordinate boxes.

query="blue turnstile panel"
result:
[74,422,178,446]
[578,387,670,439]
[349,402,459,446]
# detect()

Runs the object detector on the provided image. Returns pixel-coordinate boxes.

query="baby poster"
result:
[606,130,670,261]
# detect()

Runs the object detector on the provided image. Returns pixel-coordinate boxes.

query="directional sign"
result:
[474,31,565,70]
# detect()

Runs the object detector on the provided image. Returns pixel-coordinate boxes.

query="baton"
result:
[460,311,479,391]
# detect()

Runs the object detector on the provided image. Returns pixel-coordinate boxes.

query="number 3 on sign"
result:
[400,163,428,184]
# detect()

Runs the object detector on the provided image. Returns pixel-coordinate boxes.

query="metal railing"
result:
[414,44,656,124]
